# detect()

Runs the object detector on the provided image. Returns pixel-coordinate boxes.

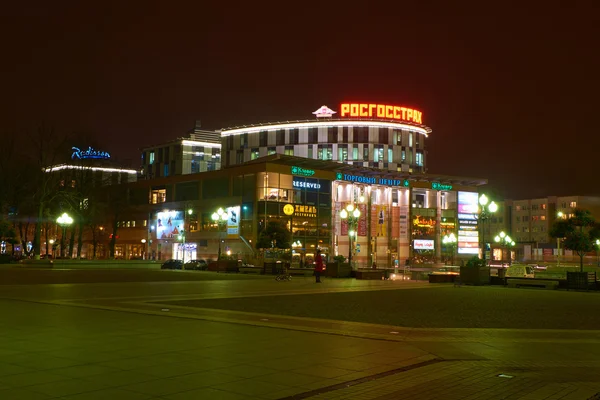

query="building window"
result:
[541,204,547,210]
[388,148,393,163]
[151,189,166,204]
[259,131,268,147]
[276,130,285,146]
[540,215,546,221]
[327,127,337,143]
[308,128,318,144]
[515,205,522,211]
[352,144,358,160]
[164,164,169,177]
[523,216,529,222]
[284,146,294,156]
[373,145,384,162]
[516,227,521,233]
[338,144,348,161]
[570,201,577,208]
[267,147,276,155]
[415,152,423,166]
[363,146,369,161]
[251,148,260,160]
[409,132,413,147]
[318,145,333,160]
[308,146,313,159]
[516,216,521,222]
[149,151,155,165]
[401,150,406,162]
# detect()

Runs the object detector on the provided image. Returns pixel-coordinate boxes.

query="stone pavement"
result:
[0,269,599,399]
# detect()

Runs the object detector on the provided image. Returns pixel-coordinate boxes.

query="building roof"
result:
[220,118,432,136]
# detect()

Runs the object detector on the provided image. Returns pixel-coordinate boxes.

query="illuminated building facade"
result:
[141,121,221,179]
[220,103,431,173]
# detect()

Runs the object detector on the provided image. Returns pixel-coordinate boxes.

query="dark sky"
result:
[1,1,599,199]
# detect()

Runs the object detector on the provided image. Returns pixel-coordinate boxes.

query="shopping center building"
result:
[118,103,487,267]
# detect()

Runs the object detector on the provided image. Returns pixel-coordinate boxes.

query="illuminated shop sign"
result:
[291,166,315,177]
[156,210,184,239]
[226,206,240,238]
[71,146,111,160]
[336,172,410,187]
[413,216,436,228]
[340,103,423,124]
[414,239,434,250]
[457,191,479,255]
[293,179,321,190]
[283,204,317,218]
[432,182,453,191]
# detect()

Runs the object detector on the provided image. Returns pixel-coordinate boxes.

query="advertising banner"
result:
[371,205,388,237]
[226,206,240,238]
[156,211,184,239]
[358,203,368,236]
[457,191,479,254]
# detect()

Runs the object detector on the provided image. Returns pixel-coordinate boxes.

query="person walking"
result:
[314,249,324,283]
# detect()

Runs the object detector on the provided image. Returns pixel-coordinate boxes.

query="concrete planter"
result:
[459,266,490,286]
[325,262,352,278]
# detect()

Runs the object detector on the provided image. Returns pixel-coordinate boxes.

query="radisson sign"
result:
[340,103,423,124]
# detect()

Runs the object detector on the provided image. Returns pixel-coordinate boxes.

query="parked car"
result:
[506,265,535,278]
[161,259,183,270]
[184,260,208,270]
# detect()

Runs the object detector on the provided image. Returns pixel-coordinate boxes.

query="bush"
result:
[333,255,346,264]
[465,256,486,268]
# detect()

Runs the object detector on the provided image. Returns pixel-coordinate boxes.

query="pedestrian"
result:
[314,249,324,283]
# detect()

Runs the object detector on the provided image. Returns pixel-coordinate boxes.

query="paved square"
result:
[1,267,600,399]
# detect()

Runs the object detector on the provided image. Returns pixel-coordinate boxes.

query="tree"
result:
[549,208,600,272]
[256,220,292,251]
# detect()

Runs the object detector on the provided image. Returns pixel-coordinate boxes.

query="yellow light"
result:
[340,209,348,219]
[346,204,355,212]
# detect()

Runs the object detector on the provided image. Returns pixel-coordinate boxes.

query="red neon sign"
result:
[340,103,423,124]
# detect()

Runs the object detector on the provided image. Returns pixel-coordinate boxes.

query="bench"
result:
[356,270,384,280]
[507,278,558,290]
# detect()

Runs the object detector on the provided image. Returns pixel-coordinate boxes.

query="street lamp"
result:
[478,194,498,261]
[211,207,228,261]
[56,212,73,258]
[557,211,564,267]
[340,204,361,268]
[442,233,457,265]
[494,231,516,265]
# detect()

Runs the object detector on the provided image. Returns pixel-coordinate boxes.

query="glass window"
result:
[267,147,276,155]
[401,150,406,162]
[352,144,358,160]
[259,131,268,147]
[284,146,294,156]
[150,189,166,204]
[164,164,169,177]
[409,132,413,147]
[388,148,393,163]
[276,130,285,146]
[327,127,337,143]
[308,146,313,159]
[373,145,384,162]
[318,145,332,160]
[541,204,547,210]
[416,152,424,166]
[570,201,577,208]
[338,145,348,162]
[363,146,369,161]
[149,151,155,165]
[308,128,318,143]
[251,148,260,160]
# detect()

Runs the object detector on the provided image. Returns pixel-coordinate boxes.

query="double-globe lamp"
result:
[478,194,498,261]
[211,208,228,260]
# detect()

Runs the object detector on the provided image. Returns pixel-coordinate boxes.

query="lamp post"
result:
[340,204,361,268]
[478,194,498,261]
[211,207,228,261]
[141,239,146,259]
[557,211,564,267]
[595,239,600,267]
[494,231,516,265]
[442,233,457,265]
[56,212,73,258]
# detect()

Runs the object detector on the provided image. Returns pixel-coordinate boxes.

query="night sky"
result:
[1,2,598,199]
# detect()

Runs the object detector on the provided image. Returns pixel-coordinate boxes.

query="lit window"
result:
[251,148,259,160]
[267,147,276,155]
[415,152,424,167]
[149,152,155,165]
[388,148,393,163]
[570,201,577,208]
